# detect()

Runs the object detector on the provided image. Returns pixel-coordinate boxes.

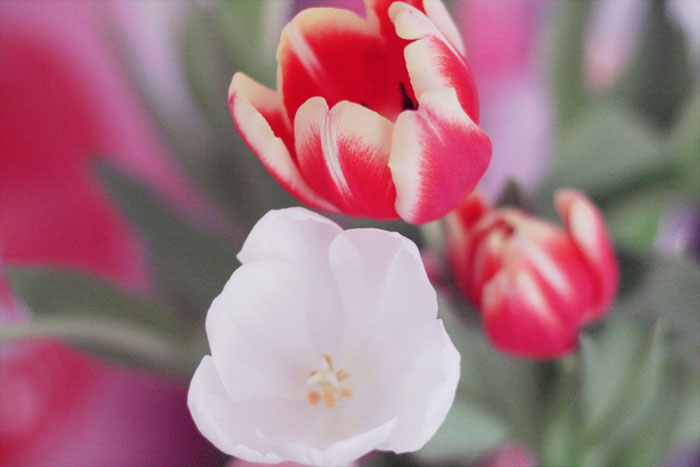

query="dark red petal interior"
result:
[279,11,416,123]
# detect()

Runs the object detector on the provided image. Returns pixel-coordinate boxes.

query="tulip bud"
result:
[446,190,619,358]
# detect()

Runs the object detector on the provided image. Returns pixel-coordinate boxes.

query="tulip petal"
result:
[262,414,396,467]
[327,228,436,375]
[481,270,579,358]
[348,320,459,452]
[389,2,479,120]
[555,190,619,318]
[188,356,316,463]
[237,208,345,356]
[390,87,491,224]
[229,72,338,213]
[278,8,410,123]
[366,0,465,56]
[294,97,398,219]
[207,260,319,401]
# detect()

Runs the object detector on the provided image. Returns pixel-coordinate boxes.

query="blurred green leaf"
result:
[219,0,284,88]
[0,315,196,377]
[548,0,592,125]
[545,104,672,200]
[604,183,678,252]
[181,4,237,135]
[438,297,540,445]
[614,0,693,130]
[417,397,507,463]
[5,267,185,334]
[96,164,239,317]
[177,3,302,233]
[625,257,700,351]
[667,84,700,198]
[580,320,644,433]
[580,320,665,454]
[2,267,197,376]
[614,361,695,466]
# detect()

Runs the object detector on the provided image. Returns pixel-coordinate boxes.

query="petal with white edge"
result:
[481,270,578,358]
[390,87,491,224]
[278,8,406,123]
[555,190,619,317]
[389,2,479,120]
[294,97,398,219]
[207,260,319,400]
[229,72,338,213]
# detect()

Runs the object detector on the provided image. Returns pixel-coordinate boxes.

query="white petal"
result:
[237,207,345,355]
[262,415,397,467]
[188,356,317,463]
[347,320,460,453]
[329,228,438,381]
[207,260,318,400]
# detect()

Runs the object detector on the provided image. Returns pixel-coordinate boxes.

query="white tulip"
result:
[188,207,460,467]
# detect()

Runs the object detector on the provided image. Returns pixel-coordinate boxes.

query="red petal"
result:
[277,8,411,123]
[229,73,338,213]
[555,190,619,321]
[293,97,398,219]
[390,87,491,224]
[482,270,579,359]
[389,2,479,121]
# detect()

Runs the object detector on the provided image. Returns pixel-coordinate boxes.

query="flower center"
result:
[305,354,353,409]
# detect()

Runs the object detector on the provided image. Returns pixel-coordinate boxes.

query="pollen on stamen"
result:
[321,388,337,409]
[339,388,354,399]
[306,390,321,406]
[323,353,333,370]
[336,369,349,383]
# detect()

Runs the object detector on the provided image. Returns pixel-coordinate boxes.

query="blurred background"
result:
[0,0,698,465]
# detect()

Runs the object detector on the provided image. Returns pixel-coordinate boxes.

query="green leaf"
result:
[580,319,644,434]
[547,0,592,125]
[438,298,540,444]
[3,267,198,376]
[667,84,700,197]
[417,396,507,463]
[613,0,693,130]
[603,183,678,253]
[580,319,665,450]
[0,315,197,377]
[96,164,239,316]
[219,0,283,88]
[545,104,672,201]
[625,257,700,351]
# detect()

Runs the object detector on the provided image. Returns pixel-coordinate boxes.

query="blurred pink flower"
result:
[458,0,552,200]
[0,1,216,464]
[584,0,646,93]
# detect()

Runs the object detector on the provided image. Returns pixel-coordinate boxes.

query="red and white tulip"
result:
[229,0,491,224]
[446,190,619,358]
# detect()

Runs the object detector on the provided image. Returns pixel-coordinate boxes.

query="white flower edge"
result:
[188,207,461,467]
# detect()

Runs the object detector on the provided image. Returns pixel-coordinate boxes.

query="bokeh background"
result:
[1,0,698,465]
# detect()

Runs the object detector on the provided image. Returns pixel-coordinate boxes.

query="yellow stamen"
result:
[306,354,352,409]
